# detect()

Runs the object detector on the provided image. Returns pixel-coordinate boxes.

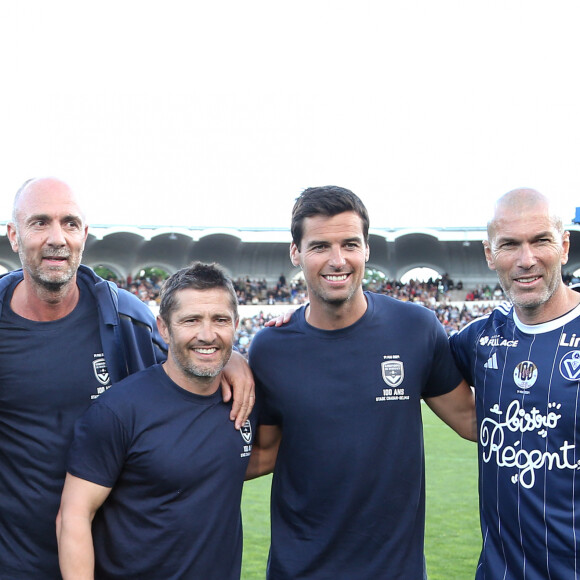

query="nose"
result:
[516,243,537,269]
[197,320,217,343]
[46,222,66,247]
[329,246,346,269]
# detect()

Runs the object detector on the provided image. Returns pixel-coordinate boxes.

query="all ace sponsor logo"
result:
[479,334,518,348]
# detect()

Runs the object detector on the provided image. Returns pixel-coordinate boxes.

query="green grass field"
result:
[241,405,480,579]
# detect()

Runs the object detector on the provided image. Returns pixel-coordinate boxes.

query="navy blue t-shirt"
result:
[67,363,256,580]
[249,291,463,579]
[0,278,109,579]
[450,301,580,579]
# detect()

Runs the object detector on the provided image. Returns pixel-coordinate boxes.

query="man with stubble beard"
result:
[0,177,254,578]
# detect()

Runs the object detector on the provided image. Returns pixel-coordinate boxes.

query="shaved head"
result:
[7,177,88,295]
[487,188,563,243]
[483,186,572,324]
[12,177,86,227]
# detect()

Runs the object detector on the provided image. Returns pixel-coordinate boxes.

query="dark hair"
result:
[290,185,370,248]
[159,262,238,324]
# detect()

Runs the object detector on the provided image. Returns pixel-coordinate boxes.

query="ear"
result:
[365,243,370,262]
[290,242,301,267]
[156,316,170,344]
[7,223,19,254]
[561,230,570,266]
[482,240,496,271]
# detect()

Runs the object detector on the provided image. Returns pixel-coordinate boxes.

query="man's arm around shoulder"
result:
[56,473,112,580]
[221,350,256,430]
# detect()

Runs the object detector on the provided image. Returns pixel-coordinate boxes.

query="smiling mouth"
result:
[323,274,349,282]
[193,347,218,354]
[514,276,541,284]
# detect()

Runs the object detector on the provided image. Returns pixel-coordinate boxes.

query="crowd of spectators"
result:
[109,272,310,308]
[233,274,308,306]
[106,273,163,305]
[108,270,579,356]
[231,276,505,356]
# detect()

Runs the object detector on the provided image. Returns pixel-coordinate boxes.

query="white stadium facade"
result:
[2,222,580,287]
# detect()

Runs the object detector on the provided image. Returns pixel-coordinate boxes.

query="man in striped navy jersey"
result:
[450,188,580,579]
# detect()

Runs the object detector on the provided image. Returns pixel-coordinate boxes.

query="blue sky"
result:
[2,1,579,230]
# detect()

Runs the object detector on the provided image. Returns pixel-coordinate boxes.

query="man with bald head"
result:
[450,188,580,579]
[0,177,254,578]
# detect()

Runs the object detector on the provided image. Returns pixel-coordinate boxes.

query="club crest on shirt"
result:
[240,419,252,444]
[513,360,537,391]
[93,357,111,386]
[559,350,580,381]
[382,360,404,387]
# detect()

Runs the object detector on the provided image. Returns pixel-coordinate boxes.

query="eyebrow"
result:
[26,213,82,223]
[306,236,362,247]
[495,230,554,244]
[177,311,234,320]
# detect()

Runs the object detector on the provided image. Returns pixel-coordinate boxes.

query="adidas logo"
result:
[484,353,498,370]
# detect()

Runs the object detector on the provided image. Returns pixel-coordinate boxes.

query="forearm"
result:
[425,381,477,442]
[245,446,277,480]
[57,513,96,579]
[245,424,281,480]
[443,403,477,442]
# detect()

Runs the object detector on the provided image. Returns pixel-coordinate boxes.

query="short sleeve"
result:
[66,401,130,488]
[422,314,464,398]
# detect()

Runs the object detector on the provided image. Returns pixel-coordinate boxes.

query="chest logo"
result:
[513,360,537,391]
[479,334,519,348]
[382,360,404,387]
[559,350,580,381]
[484,353,499,369]
[240,420,252,444]
[93,358,111,386]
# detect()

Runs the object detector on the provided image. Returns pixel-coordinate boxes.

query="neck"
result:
[10,278,80,321]
[515,284,580,325]
[162,361,222,396]
[306,291,368,330]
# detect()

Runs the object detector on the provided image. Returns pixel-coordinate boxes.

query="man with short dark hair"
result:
[0,178,254,578]
[247,185,476,579]
[450,188,580,579]
[57,262,256,579]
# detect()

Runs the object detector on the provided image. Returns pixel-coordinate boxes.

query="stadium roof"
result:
[2,222,580,285]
